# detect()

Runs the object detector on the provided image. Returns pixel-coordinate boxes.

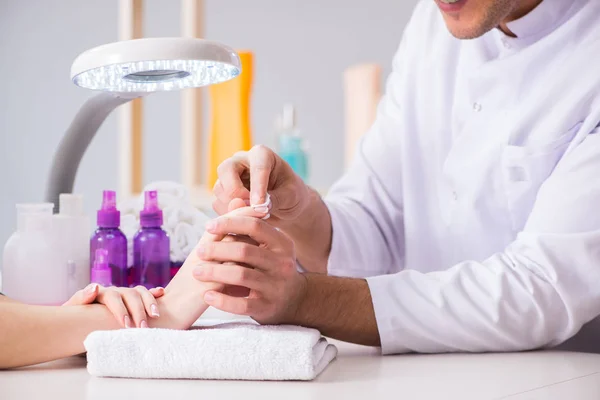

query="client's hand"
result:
[63,283,165,328]
[152,205,267,330]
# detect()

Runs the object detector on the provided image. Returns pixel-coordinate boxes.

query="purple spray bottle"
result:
[133,190,170,288]
[90,191,128,287]
[91,248,112,287]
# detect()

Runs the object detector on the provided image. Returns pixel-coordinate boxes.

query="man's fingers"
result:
[216,157,251,203]
[98,289,131,328]
[194,263,266,290]
[222,234,259,246]
[213,179,224,197]
[248,145,275,206]
[203,290,262,315]
[228,198,248,212]
[135,286,160,318]
[206,215,284,248]
[222,285,251,298]
[202,206,270,243]
[197,241,279,270]
[212,199,230,216]
[62,283,98,306]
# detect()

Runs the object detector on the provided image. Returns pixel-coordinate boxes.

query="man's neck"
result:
[498,0,544,37]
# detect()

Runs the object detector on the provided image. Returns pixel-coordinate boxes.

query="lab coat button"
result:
[502,38,511,49]
[452,191,458,201]
[473,102,482,112]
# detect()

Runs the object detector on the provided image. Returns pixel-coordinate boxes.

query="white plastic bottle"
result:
[53,194,91,299]
[3,203,65,304]
[2,204,54,293]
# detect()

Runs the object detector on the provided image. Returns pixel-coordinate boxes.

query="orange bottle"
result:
[206,51,254,188]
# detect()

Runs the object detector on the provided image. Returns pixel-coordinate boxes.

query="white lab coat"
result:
[326,0,600,354]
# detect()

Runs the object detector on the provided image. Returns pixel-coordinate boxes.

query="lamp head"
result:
[71,37,241,93]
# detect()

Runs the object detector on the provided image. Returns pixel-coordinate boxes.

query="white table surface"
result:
[2,340,600,400]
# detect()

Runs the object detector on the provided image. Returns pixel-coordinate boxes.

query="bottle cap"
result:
[97,190,120,228]
[282,104,296,131]
[140,190,163,228]
[59,194,84,217]
[23,213,53,233]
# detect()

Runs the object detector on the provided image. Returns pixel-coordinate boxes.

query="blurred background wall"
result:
[0,0,419,261]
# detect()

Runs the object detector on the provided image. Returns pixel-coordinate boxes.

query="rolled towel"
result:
[143,181,188,205]
[84,320,338,381]
[171,223,199,263]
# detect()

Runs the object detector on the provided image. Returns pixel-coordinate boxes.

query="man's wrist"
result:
[286,274,381,346]
[290,273,319,326]
[288,273,311,325]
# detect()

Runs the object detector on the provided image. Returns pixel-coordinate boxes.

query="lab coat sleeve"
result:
[367,128,600,353]
[324,14,415,278]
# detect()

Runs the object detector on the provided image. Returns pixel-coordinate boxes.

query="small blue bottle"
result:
[276,104,309,182]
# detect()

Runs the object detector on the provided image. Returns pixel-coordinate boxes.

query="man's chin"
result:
[443,18,491,40]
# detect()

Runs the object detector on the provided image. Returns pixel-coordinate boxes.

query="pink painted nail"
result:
[204,291,216,303]
[253,206,269,214]
[85,283,98,295]
[124,315,132,329]
[140,320,148,329]
[205,220,217,232]
[193,266,207,278]
[150,304,160,317]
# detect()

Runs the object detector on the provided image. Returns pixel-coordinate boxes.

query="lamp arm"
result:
[44,92,138,210]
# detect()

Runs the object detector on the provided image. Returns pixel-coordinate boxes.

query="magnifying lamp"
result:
[44,37,241,210]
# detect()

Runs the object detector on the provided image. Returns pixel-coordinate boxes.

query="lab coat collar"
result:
[504,0,576,39]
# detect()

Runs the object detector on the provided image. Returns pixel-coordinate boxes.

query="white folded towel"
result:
[84,320,338,381]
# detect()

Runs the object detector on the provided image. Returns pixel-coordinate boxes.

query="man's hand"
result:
[191,209,380,346]
[193,213,308,325]
[63,284,165,329]
[213,145,310,222]
[213,145,332,274]
[152,205,271,330]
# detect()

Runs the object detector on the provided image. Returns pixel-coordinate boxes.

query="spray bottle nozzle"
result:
[143,190,159,211]
[101,190,117,210]
[97,190,120,228]
[140,190,163,227]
